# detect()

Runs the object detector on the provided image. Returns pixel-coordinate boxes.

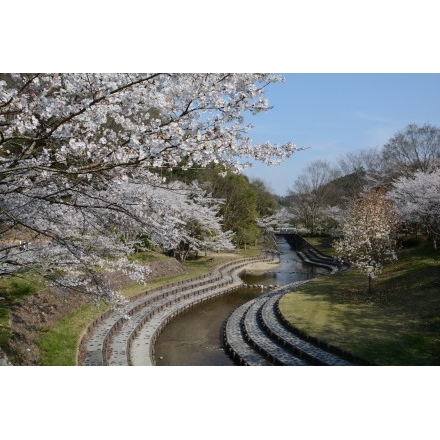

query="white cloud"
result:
[353,110,395,124]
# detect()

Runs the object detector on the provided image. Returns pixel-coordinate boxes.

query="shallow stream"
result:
[154,236,316,366]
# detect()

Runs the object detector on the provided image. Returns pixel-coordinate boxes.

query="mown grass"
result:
[36,248,260,365]
[38,301,109,366]
[279,235,440,365]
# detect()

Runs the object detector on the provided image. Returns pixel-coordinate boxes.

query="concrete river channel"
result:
[154,235,319,366]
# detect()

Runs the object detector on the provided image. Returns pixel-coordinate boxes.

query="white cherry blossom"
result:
[1,73,298,299]
[389,169,440,249]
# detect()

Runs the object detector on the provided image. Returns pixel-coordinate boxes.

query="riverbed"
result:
[154,236,315,366]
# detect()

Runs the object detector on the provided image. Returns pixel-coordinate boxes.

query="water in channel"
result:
[154,235,317,366]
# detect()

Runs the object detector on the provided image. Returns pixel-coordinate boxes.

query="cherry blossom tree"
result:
[389,169,440,250]
[0,73,298,299]
[257,207,295,231]
[333,188,399,293]
[0,170,231,294]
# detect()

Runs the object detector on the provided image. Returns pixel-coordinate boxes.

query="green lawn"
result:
[38,301,110,366]
[279,235,440,365]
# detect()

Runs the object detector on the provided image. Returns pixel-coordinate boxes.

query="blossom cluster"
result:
[389,169,440,249]
[0,73,297,299]
[333,189,399,278]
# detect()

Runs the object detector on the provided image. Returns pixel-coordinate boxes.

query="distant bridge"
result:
[273,228,297,235]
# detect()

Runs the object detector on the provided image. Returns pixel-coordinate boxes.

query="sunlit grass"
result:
[279,235,440,365]
[37,301,109,366]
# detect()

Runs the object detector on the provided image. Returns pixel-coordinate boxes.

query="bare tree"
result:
[338,147,384,176]
[337,146,385,201]
[382,123,440,179]
[288,160,340,234]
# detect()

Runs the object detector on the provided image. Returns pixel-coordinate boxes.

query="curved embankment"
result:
[223,235,374,366]
[78,252,278,366]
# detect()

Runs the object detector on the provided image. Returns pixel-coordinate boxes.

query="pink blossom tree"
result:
[333,188,399,293]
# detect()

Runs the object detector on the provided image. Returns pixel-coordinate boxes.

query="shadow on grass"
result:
[279,236,440,365]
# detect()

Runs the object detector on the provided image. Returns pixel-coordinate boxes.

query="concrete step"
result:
[222,260,357,367]
[223,302,273,366]
[260,293,352,366]
[241,294,309,366]
[302,247,350,271]
[80,255,271,366]
[130,281,244,366]
[296,250,339,272]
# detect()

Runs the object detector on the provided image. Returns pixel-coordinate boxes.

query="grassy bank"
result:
[36,247,260,365]
[304,235,337,256]
[279,235,440,365]
[0,274,44,353]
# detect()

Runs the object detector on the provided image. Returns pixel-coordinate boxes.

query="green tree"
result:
[213,174,260,248]
[166,165,269,249]
[288,160,340,234]
[250,178,278,217]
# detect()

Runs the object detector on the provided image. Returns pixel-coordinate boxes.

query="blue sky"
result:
[243,73,440,196]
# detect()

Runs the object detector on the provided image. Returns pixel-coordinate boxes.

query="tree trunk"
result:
[368,274,373,294]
